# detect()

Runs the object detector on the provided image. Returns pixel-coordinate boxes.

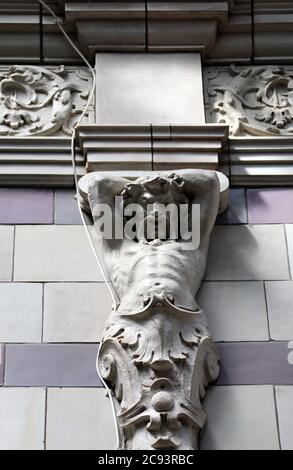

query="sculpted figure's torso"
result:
[80,170,224,314]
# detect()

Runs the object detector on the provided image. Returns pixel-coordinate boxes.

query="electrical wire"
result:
[38,0,121,449]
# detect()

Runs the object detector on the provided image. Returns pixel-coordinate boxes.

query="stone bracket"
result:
[76,123,229,177]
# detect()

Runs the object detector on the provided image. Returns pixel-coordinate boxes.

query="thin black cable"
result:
[250,0,255,64]
[39,1,44,63]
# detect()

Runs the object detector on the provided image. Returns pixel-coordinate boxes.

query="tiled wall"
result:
[0,187,293,450]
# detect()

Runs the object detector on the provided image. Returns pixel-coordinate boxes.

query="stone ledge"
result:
[77,123,228,174]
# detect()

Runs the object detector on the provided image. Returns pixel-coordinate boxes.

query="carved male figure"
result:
[79,169,228,450]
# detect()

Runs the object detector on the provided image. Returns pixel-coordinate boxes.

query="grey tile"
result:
[55,189,92,225]
[0,226,14,281]
[216,188,247,224]
[0,345,4,386]
[201,386,279,450]
[5,344,100,387]
[276,386,293,450]
[206,225,289,281]
[43,283,112,342]
[0,388,45,450]
[95,53,205,125]
[266,281,293,340]
[46,388,116,450]
[286,224,293,277]
[0,284,42,342]
[217,342,293,385]
[198,281,269,341]
[14,225,103,281]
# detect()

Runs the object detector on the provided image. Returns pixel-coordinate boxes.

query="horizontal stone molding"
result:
[228,137,293,186]
[1,2,293,63]
[77,123,229,175]
[0,137,85,187]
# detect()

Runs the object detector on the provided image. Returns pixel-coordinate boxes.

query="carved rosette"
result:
[0,65,91,136]
[98,292,219,450]
[205,65,293,136]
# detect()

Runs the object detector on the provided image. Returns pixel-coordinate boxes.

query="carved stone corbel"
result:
[79,169,229,450]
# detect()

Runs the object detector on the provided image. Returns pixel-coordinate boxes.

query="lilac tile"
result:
[248,188,293,224]
[5,344,100,387]
[217,342,293,385]
[0,345,4,386]
[217,188,247,224]
[0,188,53,224]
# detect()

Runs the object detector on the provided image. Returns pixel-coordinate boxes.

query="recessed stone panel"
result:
[95,53,205,125]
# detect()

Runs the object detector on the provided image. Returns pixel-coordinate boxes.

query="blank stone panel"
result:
[0,284,42,343]
[0,226,14,281]
[286,224,293,277]
[46,388,116,450]
[43,283,112,342]
[200,386,280,450]
[206,225,289,281]
[0,388,45,450]
[198,281,269,342]
[276,386,293,450]
[95,53,205,125]
[14,226,103,282]
[265,281,293,341]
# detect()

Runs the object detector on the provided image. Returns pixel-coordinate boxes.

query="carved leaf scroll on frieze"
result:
[0,65,92,136]
[205,65,293,136]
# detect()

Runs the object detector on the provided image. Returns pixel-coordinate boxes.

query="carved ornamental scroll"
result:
[205,65,293,136]
[0,65,92,136]
[79,170,229,450]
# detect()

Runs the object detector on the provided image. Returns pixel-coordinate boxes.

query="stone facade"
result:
[0,0,293,452]
[0,188,293,449]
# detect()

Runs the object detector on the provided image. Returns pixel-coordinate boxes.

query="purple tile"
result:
[248,188,293,224]
[5,344,101,387]
[0,188,53,224]
[0,344,4,385]
[217,188,247,225]
[217,342,293,385]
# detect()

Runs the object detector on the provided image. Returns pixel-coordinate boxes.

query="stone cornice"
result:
[1,1,293,63]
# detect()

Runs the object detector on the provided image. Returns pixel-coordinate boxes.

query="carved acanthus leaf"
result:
[205,65,293,136]
[0,65,92,137]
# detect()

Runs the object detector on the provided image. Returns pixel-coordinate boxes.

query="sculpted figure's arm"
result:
[162,169,227,240]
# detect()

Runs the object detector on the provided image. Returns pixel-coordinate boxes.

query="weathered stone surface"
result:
[46,388,116,450]
[0,226,14,281]
[0,65,92,137]
[206,225,289,281]
[14,226,103,281]
[266,281,293,340]
[201,386,280,450]
[276,386,293,450]
[0,388,45,450]
[79,169,228,450]
[205,65,293,137]
[0,344,4,386]
[43,283,112,342]
[0,283,42,343]
[286,224,293,276]
[95,53,205,125]
[4,344,100,387]
[198,281,269,341]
